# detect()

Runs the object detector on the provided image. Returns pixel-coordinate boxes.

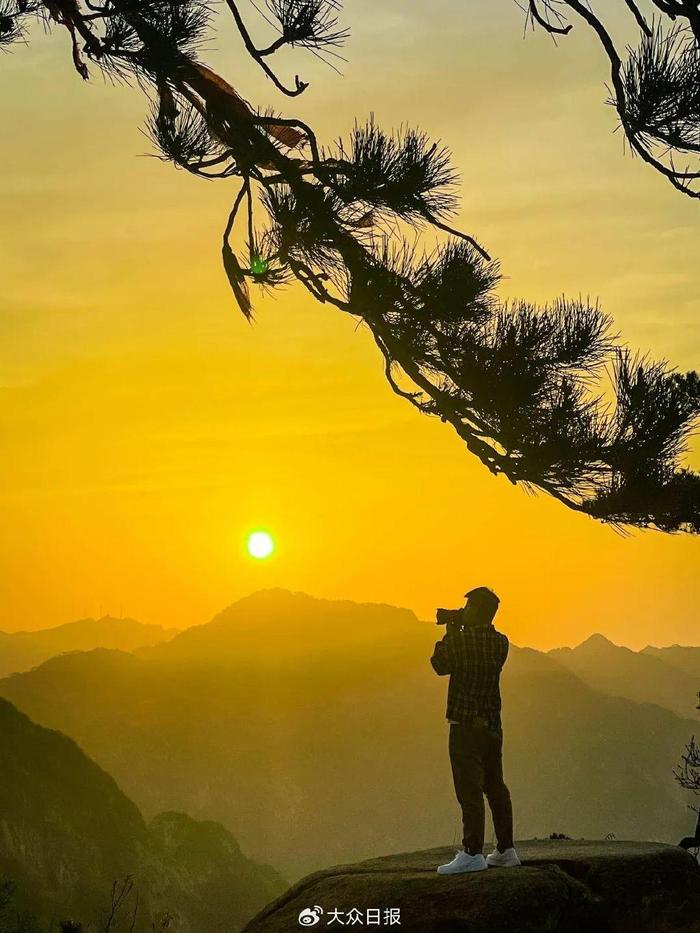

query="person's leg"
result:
[448,723,486,855]
[483,729,514,853]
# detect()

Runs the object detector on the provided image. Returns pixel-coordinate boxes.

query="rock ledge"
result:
[243,840,700,932]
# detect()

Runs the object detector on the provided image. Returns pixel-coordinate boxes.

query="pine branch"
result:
[523,0,700,198]
[2,0,699,532]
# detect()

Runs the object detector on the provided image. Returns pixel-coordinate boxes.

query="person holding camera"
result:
[431,586,520,874]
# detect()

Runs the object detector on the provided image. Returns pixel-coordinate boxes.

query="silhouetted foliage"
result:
[675,692,700,848]
[1,1,698,530]
[102,876,136,933]
[0,876,170,933]
[0,882,44,933]
[524,1,700,199]
[675,692,700,793]
[677,735,700,798]
[0,881,15,930]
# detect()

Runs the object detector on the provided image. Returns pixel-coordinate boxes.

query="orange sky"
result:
[0,2,698,649]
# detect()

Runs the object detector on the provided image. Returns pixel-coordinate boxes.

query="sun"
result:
[247,531,275,560]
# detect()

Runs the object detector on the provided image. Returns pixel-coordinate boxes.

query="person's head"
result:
[462,587,500,627]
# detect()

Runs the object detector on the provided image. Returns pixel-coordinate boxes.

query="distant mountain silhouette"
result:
[642,644,700,680]
[0,591,696,881]
[141,588,421,665]
[0,616,178,677]
[550,634,698,718]
[0,698,285,930]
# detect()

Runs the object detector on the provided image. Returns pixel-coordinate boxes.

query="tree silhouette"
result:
[676,692,700,849]
[1,1,699,531]
[525,1,700,199]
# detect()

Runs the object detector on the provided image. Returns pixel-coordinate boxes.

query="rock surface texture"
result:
[243,840,700,933]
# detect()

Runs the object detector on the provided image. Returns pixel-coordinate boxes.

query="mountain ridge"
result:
[550,630,698,718]
[0,615,178,678]
[7,589,700,656]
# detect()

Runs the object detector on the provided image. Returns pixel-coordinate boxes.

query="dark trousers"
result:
[448,721,514,855]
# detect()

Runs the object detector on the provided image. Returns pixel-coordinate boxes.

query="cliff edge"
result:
[243,839,700,932]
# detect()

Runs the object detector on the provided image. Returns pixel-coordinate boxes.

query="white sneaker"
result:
[486,846,521,868]
[436,850,488,874]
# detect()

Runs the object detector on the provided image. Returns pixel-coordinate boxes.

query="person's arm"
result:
[430,625,461,676]
[430,636,452,676]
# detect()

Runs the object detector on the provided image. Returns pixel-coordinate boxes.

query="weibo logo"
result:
[298,905,324,926]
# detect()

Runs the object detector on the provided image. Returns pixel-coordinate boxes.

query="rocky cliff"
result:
[243,839,700,933]
[0,698,286,930]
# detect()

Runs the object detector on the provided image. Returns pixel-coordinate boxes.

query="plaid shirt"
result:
[430,623,509,731]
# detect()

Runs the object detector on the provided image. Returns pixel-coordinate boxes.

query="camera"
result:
[436,607,464,626]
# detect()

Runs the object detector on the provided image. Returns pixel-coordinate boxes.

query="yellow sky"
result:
[0,2,698,649]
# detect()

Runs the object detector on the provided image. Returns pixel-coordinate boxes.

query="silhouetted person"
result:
[430,586,520,874]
